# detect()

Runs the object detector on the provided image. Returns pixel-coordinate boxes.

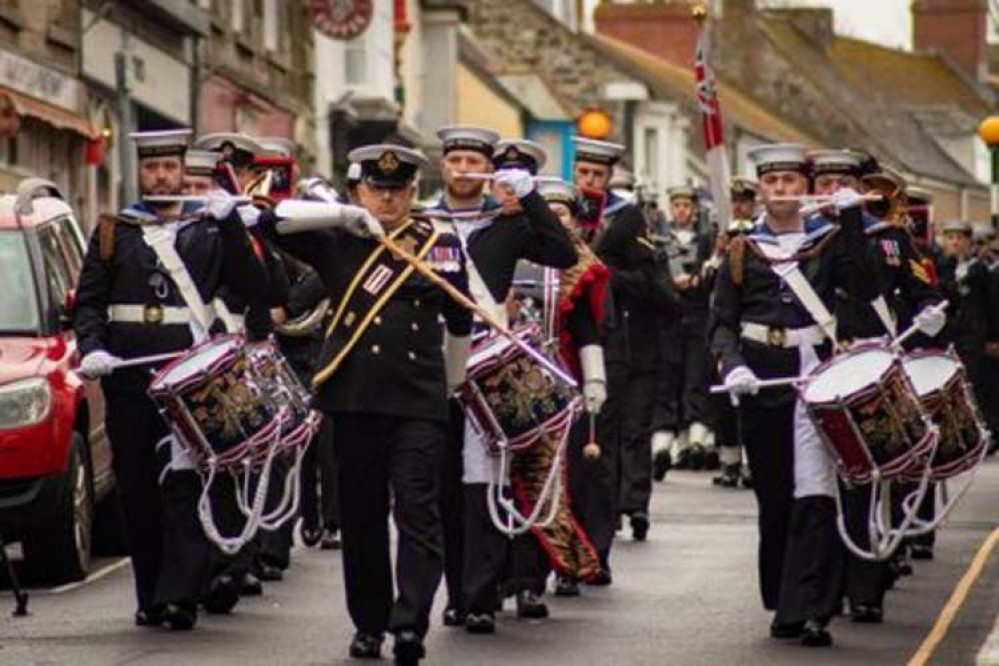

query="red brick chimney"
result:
[593,1,702,69]
[913,0,988,81]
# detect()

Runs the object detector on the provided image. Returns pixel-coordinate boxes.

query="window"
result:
[642,127,659,188]
[231,0,244,34]
[263,0,280,52]
[345,36,367,87]
[0,232,40,333]
[38,226,72,307]
[53,217,83,278]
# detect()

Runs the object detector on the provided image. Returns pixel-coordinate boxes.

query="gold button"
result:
[371,345,381,354]
[408,351,416,361]
[411,322,419,332]
[374,316,382,325]
[414,299,421,307]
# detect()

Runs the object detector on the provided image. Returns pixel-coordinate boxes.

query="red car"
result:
[0,179,118,583]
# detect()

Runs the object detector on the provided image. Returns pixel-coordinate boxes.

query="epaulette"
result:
[728,235,746,287]
[98,214,117,262]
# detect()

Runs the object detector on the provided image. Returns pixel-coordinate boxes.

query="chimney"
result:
[593,1,702,69]
[913,0,988,81]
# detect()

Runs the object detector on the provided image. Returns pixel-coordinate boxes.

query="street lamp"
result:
[978,115,999,231]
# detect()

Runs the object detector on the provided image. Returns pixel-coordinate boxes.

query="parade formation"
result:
[25,116,984,665]
[1,3,999,665]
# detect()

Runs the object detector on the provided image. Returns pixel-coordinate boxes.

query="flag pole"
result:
[693,4,732,233]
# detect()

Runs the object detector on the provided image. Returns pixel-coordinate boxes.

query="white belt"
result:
[740,322,825,348]
[109,304,197,325]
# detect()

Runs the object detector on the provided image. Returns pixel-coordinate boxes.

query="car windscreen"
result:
[0,231,40,334]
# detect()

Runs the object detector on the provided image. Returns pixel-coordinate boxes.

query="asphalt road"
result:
[1,459,996,666]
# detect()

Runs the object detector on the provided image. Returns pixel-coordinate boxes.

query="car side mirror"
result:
[59,289,76,330]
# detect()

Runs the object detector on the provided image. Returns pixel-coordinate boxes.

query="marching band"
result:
[69,124,995,665]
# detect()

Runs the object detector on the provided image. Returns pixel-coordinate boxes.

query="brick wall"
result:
[593,2,698,70]
[913,0,988,81]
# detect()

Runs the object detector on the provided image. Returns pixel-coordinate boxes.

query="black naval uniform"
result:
[834,215,942,616]
[259,212,472,641]
[73,202,268,617]
[443,192,577,619]
[591,192,674,549]
[709,206,880,626]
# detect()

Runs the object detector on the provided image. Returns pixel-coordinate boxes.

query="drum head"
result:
[804,348,894,404]
[903,354,959,398]
[154,338,238,388]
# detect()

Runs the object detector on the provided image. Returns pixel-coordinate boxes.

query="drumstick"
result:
[709,375,808,394]
[377,234,579,389]
[108,351,184,371]
[891,300,949,351]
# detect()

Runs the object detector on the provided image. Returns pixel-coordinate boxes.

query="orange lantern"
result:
[576,109,612,140]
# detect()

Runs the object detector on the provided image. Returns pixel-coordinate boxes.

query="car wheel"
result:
[23,433,94,584]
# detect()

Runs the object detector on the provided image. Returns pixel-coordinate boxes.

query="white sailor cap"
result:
[346,162,362,185]
[538,179,578,209]
[747,143,809,176]
[493,139,547,174]
[131,129,191,158]
[184,149,221,177]
[940,219,973,236]
[193,133,265,166]
[347,144,428,187]
[808,149,866,177]
[573,137,625,166]
[258,137,296,159]
[436,125,500,156]
[667,185,696,202]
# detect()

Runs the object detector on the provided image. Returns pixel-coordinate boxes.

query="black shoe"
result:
[203,575,239,614]
[673,449,692,470]
[801,619,832,647]
[910,544,934,560]
[898,560,914,576]
[256,562,283,582]
[135,605,166,627]
[239,572,263,596]
[587,567,612,586]
[394,630,424,665]
[465,612,496,634]
[851,603,883,624]
[320,528,341,550]
[301,523,322,548]
[740,468,754,489]
[704,449,720,471]
[349,632,383,659]
[653,450,671,482]
[713,464,741,488]
[516,590,549,619]
[163,602,197,631]
[631,513,650,542]
[554,576,580,597]
[689,445,706,471]
[770,619,803,639]
[442,607,466,627]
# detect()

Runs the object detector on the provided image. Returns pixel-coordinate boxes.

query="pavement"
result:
[0,458,996,666]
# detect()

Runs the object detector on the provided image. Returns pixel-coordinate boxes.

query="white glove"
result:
[237,204,261,228]
[444,333,471,393]
[914,304,947,337]
[583,379,607,414]
[723,365,760,397]
[343,207,384,238]
[579,345,607,414]
[651,431,673,455]
[205,189,238,220]
[493,168,534,199]
[274,200,384,238]
[831,187,863,212]
[79,351,120,379]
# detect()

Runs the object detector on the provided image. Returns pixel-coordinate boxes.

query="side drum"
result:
[801,344,933,485]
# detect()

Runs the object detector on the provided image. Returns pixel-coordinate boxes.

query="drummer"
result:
[710,143,885,647]
[73,129,269,630]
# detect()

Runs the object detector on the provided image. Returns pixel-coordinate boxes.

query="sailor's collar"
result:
[749,213,835,246]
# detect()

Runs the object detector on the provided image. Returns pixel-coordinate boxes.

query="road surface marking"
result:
[48,557,130,594]
[908,527,999,666]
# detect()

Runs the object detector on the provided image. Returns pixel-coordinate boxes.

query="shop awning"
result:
[2,88,98,139]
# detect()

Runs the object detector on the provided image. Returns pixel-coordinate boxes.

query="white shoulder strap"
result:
[757,243,838,344]
[142,225,216,340]
[442,218,508,328]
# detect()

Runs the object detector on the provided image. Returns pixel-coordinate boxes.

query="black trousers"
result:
[208,473,257,582]
[462,484,547,613]
[569,415,617,565]
[678,314,713,428]
[741,402,795,610]
[106,391,211,610]
[300,415,339,531]
[612,363,658,517]
[439,401,466,612]
[775,496,844,626]
[333,414,445,638]
[256,455,296,570]
[842,483,889,608]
